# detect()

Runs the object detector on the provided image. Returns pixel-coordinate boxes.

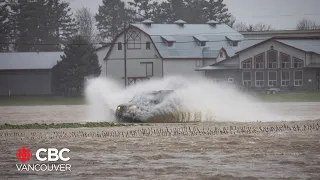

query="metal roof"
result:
[0,52,63,70]
[174,19,187,24]
[161,35,176,42]
[305,63,320,68]
[226,35,243,42]
[132,23,244,59]
[142,19,154,24]
[276,39,320,55]
[193,35,207,42]
[195,65,238,71]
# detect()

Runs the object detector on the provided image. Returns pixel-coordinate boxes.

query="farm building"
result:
[0,52,63,96]
[97,21,320,91]
[99,19,243,87]
[197,37,320,91]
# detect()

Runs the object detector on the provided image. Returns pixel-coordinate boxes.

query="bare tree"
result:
[296,18,319,30]
[233,22,273,32]
[233,22,248,32]
[75,7,97,43]
[253,22,273,31]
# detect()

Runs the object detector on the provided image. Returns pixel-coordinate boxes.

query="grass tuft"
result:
[0,122,136,130]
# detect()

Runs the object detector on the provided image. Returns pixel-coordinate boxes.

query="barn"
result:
[0,52,63,96]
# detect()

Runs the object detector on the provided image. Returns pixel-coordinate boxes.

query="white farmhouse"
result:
[98,19,244,87]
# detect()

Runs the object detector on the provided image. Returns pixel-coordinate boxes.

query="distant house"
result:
[100,19,244,87]
[196,36,320,91]
[0,52,63,96]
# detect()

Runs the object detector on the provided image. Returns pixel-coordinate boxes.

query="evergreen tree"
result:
[95,0,135,41]
[53,35,101,96]
[158,0,186,23]
[0,0,10,52]
[46,0,77,44]
[8,0,76,52]
[203,0,232,24]
[158,0,233,24]
[128,0,160,22]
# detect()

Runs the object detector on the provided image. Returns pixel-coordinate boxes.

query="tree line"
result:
[0,0,319,96]
[0,0,236,52]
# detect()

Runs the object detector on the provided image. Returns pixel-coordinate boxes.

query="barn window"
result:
[118,42,122,50]
[167,41,174,47]
[294,70,303,86]
[242,71,252,87]
[127,30,141,49]
[146,42,151,49]
[281,71,290,86]
[254,53,264,69]
[293,57,304,68]
[242,58,252,69]
[267,50,277,69]
[280,53,291,68]
[255,71,264,87]
[268,71,277,87]
[141,62,153,77]
[195,60,202,67]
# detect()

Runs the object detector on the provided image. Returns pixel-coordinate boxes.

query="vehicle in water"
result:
[115,90,181,123]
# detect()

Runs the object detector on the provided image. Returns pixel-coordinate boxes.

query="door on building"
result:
[316,70,320,91]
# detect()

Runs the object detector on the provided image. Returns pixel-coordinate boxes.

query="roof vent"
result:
[206,20,219,27]
[174,19,187,26]
[142,19,153,26]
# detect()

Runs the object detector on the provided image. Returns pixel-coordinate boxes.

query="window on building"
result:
[268,71,277,87]
[294,70,303,86]
[167,41,174,47]
[293,57,304,68]
[118,42,122,50]
[229,41,238,47]
[195,60,202,67]
[146,63,153,76]
[127,30,141,49]
[146,42,151,49]
[255,71,264,87]
[141,62,153,77]
[280,53,291,68]
[268,50,277,69]
[243,71,252,87]
[242,58,252,69]
[200,41,206,46]
[281,71,290,86]
[220,51,223,58]
[254,53,264,69]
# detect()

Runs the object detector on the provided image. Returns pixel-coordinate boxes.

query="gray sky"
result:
[66,0,320,30]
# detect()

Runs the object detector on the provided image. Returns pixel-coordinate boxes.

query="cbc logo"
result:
[36,148,70,162]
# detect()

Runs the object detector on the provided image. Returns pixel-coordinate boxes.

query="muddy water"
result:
[0,103,320,179]
[1,102,320,124]
[0,121,319,179]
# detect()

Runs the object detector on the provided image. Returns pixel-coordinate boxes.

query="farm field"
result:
[0,103,319,179]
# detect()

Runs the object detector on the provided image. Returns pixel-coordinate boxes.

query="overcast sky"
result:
[66,0,320,30]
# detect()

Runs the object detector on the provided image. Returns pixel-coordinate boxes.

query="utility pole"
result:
[124,22,127,88]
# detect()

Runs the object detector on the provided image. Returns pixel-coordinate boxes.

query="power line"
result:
[1,37,320,46]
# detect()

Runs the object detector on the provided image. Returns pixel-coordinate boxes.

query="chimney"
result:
[206,20,220,27]
[174,19,187,27]
[142,19,153,26]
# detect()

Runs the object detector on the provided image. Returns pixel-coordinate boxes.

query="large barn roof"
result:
[0,52,64,70]
[131,23,244,59]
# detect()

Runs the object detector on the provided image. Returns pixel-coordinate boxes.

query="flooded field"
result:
[1,102,320,124]
[0,103,320,179]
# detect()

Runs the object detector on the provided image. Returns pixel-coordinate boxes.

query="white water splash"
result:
[84,76,277,122]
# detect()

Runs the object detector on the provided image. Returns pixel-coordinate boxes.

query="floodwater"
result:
[0,103,320,179]
[0,102,320,124]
